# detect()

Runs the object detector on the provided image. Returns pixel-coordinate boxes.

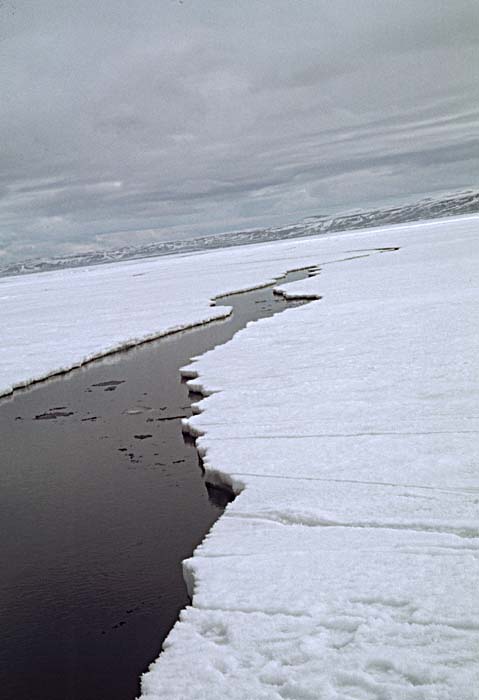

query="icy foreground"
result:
[1,217,478,698]
[141,217,479,700]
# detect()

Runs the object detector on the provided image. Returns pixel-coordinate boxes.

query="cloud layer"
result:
[1,0,478,261]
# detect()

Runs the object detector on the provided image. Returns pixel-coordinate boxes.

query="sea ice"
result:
[1,214,478,698]
[142,215,479,699]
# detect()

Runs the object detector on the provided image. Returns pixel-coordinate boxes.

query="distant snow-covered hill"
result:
[2,188,478,278]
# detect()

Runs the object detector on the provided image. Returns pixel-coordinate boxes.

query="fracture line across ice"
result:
[1,215,478,699]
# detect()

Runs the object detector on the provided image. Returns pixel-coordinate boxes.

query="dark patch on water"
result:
[34,410,75,420]
[91,380,126,388]
[155,414,187,422]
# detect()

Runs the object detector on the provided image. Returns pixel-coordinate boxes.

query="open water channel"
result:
[0,267,317,700]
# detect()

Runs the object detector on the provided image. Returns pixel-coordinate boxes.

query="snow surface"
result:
[0,235,346,397]
[1,215,479,698]
[142,217,479,699]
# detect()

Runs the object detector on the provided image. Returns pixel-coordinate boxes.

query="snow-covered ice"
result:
[144,217,479,699]
[1,215,479,698]
[0,229,379,398]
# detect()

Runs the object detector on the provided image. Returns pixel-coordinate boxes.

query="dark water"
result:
[0,268,316,700]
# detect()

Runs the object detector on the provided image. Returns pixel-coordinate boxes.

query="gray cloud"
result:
[0,0,478,262]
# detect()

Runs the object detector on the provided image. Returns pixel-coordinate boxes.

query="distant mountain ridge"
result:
[2,188,478,278]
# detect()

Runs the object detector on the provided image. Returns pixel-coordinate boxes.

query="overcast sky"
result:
[0,1,478,263]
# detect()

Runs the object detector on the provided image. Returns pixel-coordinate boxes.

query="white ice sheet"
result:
[143,216,479,699]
